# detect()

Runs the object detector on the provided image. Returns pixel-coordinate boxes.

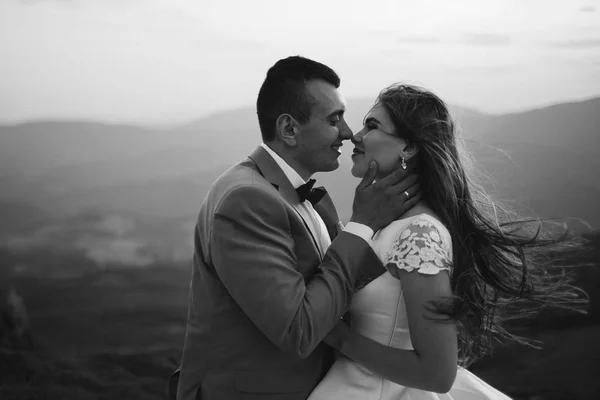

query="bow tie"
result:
[296,179,327,205]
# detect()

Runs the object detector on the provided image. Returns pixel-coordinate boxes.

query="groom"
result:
[173,56,419,400]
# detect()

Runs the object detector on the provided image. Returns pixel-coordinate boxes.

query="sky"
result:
[1,0,599,125]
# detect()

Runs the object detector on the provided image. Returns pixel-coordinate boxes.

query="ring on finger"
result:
[404,190,410,198]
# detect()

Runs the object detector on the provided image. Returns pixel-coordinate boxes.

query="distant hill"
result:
[0,97,598,265]
[0,200,46,239]
[459,98,600,230]
[0,121,172,176]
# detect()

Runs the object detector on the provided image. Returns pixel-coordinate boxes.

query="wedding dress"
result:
[308,214,512,400]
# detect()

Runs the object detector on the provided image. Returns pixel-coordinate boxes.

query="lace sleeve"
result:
[382,217,452,277]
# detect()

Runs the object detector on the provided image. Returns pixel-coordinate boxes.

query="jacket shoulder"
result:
[205,160,280,214]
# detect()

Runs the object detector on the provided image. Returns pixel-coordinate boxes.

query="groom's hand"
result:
[350,161,421,232]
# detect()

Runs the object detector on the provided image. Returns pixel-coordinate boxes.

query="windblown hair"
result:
[256,55,340,142]
[375,84,588,366]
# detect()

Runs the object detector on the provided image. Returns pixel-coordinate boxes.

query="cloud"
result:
[395,32,514,48]
[580,6,596,13]
[20,0,75,4]
[544,53,600,67]
[18,0,141,7]
[552,39,600,48]
[396,35,442,44]
[462,33,512,47]
[451,65,519,75]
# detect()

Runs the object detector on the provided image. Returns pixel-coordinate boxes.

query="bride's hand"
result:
[323,320,352,351]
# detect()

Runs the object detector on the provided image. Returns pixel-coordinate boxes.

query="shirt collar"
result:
[260,143,307,189]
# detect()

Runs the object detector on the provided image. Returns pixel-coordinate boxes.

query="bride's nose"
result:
[351,132,364,144]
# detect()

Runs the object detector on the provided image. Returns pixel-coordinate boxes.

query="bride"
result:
[307,84,585,399]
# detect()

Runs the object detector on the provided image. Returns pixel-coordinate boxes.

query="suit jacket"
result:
[175,146,381,400]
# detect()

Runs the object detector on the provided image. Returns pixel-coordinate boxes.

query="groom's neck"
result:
[264,142,313,181]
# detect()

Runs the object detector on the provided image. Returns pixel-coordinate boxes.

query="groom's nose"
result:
[338,120,353,140]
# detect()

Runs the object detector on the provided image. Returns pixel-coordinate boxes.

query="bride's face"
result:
[350,103,407,179]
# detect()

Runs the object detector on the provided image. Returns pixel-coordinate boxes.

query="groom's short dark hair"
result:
[256,56,340,142]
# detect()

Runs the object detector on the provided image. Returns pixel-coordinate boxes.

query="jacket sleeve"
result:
[211,184,378,358]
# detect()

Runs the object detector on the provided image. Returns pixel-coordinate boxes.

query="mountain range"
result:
[1,97,598,267]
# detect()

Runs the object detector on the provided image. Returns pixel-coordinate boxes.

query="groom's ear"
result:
[275,114,298,147]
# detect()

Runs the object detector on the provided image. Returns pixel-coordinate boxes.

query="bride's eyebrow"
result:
[364,117,380,126]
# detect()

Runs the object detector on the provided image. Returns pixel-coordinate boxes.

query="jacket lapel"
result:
[313,189,386,289]
[247,146,385,288]
[248,146,322,258]
[313,193,341,241]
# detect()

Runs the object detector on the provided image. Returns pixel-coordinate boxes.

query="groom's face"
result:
[294,80,353,174]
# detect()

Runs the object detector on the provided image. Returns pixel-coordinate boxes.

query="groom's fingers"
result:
[376,163,412,187]
[397,192,422,215]
[357,161,378,190]
[393,182,420,211]
[384,174,419,194]
[398,182,420,199]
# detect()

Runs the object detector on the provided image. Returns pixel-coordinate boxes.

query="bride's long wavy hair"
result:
[374,83,588,366]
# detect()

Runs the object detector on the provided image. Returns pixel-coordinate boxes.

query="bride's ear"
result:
[402,141,419,160]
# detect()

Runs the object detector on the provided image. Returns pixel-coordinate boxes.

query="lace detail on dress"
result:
[383,216,452,276]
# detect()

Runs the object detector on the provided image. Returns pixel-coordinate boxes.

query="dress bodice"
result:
[350,214,453,352]
[308,214,511,400]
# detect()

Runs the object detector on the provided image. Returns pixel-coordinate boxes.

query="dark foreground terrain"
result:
[1,233,599,400]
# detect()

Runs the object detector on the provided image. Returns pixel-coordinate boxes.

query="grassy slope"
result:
[1,265,188,400]
[1,239,599,400]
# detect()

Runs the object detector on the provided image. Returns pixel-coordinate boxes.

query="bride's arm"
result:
[327,270,457,393]
[325,223,458,393]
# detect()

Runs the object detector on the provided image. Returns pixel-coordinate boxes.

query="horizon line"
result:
[1,94,599,129]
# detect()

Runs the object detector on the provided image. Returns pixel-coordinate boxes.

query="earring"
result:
[401,156,407,170]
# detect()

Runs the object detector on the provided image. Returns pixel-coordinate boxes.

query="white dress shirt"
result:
[260,143,373,256]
